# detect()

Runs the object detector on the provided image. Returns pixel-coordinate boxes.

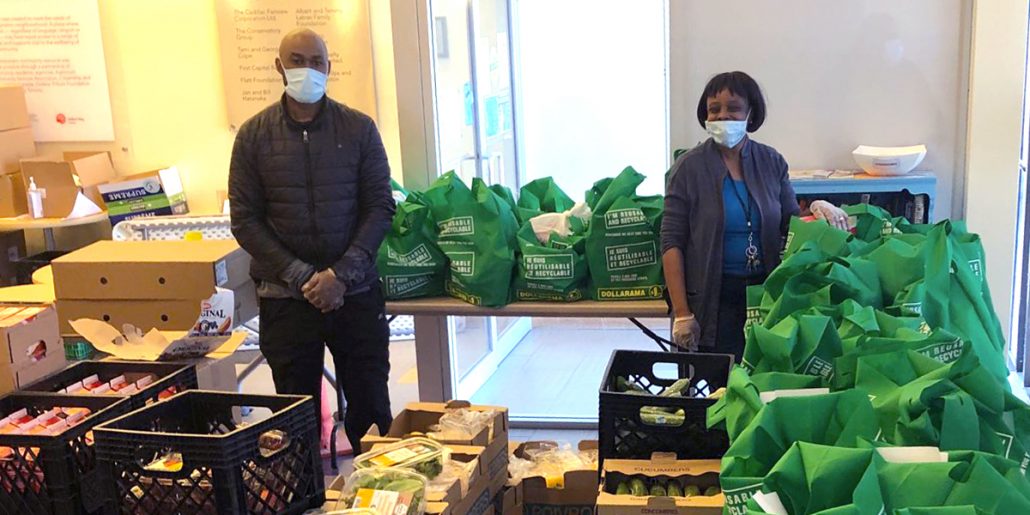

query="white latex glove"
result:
[810,200,850,231]
[672,315,701,351]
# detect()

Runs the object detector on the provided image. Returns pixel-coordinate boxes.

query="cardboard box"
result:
[0,84,30,132]
[510,440,599,514]
[57,282,258,335]
[362,400,510,498]
[19,152,114,219]
[0,127,35,175]
[596,456,724,515]
[0,231,26,286]
[52,240,252,301]
[0,304,66,396]
[98,166,188,224]
[62,151,118,208]
[0,172,28,218]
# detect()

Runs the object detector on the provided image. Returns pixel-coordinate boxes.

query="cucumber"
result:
[629,478,648,496]
[704,486,721,496]
[615,482,630,495]
[684,484,701,497]
[650,483,667,497]
[667,482,683,497]
[659,377,692,397]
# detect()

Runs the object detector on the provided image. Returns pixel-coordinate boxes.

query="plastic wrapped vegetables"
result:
[354,437,447,479]
[339,468,428,515]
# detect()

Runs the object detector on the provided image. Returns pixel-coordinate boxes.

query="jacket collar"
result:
[280,93,328,130]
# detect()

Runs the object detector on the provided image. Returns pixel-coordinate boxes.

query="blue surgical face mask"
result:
[283,67,327,104]
[705,114,749,148]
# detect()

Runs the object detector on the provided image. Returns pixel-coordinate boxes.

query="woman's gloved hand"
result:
[672,315,701,352]
[810,200,850,231]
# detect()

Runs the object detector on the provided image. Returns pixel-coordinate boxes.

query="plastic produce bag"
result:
[377,194,448,300]
[720,390,879,514]
[422,172,518,306]
[354,437,448,480]
[339,467,428,515]
[517,177,576,222]
[427,407,497,441]
[585,167,665,301]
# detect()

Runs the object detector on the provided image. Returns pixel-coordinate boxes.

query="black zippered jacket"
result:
[228,94,394,294]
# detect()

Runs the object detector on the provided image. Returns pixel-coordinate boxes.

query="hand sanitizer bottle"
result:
[27,177,43,219]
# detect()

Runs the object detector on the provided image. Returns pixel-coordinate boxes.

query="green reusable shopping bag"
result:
[741,314,843,380]
[585,167,665,300]
[845,203,909,242]
[783,216,856,259]
[512,220,588,302]
[917,223,1008,382]
[422,172,519,307]
[707,366,825,442]
[877,454,1030,514]
[745,284,767,333]
[860,346,1030,462]
[377,195,448,299]
[761,257,883,329]
[832,329,967,391]
[748,442,885,515]
[516,177,576,222]
[488,183,522,224]
[721,390,879,514]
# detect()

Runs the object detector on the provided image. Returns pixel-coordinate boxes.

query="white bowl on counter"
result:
[852,145,927,176]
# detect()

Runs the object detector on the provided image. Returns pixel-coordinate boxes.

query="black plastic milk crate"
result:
[23,361,198,409]
[94,390,325,515]
[0,392,131,515]
[599,350,734,466]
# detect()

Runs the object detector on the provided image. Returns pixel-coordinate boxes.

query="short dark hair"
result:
[696,71,767,132]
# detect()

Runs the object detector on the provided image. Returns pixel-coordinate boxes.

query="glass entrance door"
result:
[428,0,529,400]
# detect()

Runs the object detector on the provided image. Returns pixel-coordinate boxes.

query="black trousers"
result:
[258,288,392,453]
[710,275,765,364]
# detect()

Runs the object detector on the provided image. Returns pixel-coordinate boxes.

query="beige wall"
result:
[34,0,401,216]
[964,0,1029,344]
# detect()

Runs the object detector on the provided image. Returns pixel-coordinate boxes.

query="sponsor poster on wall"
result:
[0,0,114,141]
[215,0,377,130]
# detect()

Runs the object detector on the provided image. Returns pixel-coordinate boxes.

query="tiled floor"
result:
[470,319,669,422]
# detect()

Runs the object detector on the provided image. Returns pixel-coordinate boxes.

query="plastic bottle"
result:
[27,177,43,219]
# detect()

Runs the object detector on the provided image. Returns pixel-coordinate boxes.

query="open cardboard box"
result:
[365,441,489,508]
[362,400,510,498]
[0,304,66,396]
[19,152,114,219]
[596,454,723,515]
[508,440,599,514]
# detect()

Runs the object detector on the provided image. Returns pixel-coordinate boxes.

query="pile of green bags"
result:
[710,206,1029,514]
[378,170,665,306]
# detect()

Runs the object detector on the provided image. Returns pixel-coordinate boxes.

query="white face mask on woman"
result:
[705,118,748,148]
[284,67,327,104]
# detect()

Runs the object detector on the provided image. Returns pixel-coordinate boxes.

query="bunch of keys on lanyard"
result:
[730,178,762,274]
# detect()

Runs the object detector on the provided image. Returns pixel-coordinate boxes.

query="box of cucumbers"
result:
[596,456,723,514]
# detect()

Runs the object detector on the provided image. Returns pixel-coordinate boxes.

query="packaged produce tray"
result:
[599,350,733,466]
[0,392,131,515]
[22,361,197,409]
[94,390,324,515]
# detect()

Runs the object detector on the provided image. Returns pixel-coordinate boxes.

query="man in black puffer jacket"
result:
[229,28,395,454]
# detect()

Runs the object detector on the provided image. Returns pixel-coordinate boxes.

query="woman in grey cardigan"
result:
[661,71,848,361]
